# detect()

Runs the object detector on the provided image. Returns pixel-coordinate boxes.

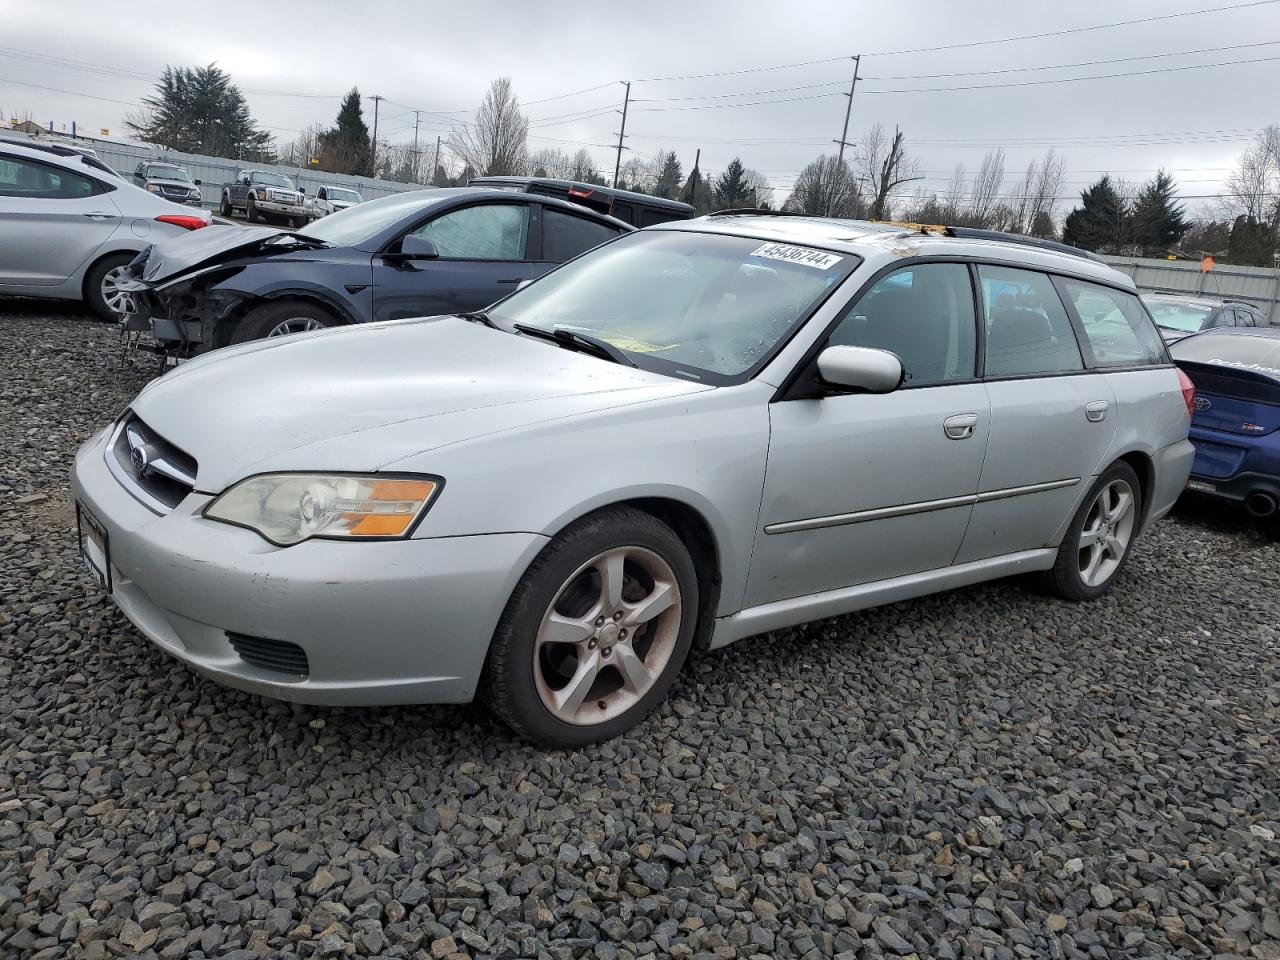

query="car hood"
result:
[130,316,711,491]
[147,178,198,191]
[136,224,298,285]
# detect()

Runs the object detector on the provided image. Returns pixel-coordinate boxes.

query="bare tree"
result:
[964,148,1005,227]
[784,155,864,218]
[279,123,326,169]
[1221,126,1280,225]
[741,168,775,209]
[941,163,967,222]
[1006,150,1063,234]
[527,147,573,178]
[857,123,921,220]
[449,77,528,177]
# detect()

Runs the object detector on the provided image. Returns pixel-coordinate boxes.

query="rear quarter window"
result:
[1061,279,1167,367]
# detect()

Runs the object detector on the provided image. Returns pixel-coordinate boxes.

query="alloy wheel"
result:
[100,265,134,317]
[1078,478,1136,588]
[533,546,682,725]
[266,317,328,337]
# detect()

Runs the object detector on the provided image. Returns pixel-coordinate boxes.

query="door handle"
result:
[943,413,979,440]
[1085,400,1110,423]
[82,212,115,221]
[495,277,525,285]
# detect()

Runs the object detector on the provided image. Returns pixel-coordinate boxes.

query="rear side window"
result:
[542,208,620,262]
[829,262,977,386]
[1061,280,1166,367]
[0,155,98,199]
[978,265,1084,377]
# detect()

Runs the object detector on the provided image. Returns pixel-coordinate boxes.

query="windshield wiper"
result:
[513,323,637,367]
[460,310,499,328]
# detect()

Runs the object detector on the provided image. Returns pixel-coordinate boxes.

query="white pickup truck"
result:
[305,185,363,221]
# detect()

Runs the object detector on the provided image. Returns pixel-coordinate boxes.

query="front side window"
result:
[489,230,858,383]
[1062,279,1166,367]
[542,207,620,262]
[979,265,1084,377]
[1142,298,1213,334]
[412,203,528,260]
[0,155,97,199]
[828,263,976,386]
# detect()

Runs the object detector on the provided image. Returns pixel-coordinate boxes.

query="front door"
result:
[372,201,540,321]
[746,262,990,607]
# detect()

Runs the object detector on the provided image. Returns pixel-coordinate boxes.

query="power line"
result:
[863,0,1280,57]
[860,54,1280,95]
[631,80,849,103]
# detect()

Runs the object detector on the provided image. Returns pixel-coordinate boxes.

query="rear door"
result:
[538,205,625,266]
[0,152,120,288]
[371,200,536,321]
[956,265,1117,563]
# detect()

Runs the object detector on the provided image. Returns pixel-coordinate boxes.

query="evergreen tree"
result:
[128,64,273,160]
[318,89,371,176]
[1130,170,1189,255]
[1061,176,1127,252]
[1029,210,1056,239]
[653,151,683,200]
[713,158,752,209]
[1228,215,1278,266]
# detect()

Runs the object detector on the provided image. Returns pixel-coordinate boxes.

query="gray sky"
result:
[2,0,1277,215]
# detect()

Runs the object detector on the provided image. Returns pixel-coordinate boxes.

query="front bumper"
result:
[71,426,548,705]
[255,199,306,216]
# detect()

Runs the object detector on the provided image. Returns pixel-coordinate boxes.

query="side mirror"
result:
[398,235,440,260]
[816,345,903,394]
[193,178,202,186]
[299,186,306,194]
[516,278,533,291]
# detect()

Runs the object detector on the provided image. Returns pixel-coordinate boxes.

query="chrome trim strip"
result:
[147,457,196,487]
[104,420,169,515]
[764,478,1080,535]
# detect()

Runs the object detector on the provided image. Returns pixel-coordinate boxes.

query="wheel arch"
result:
[218,290,357,345]
[79,248,142,303]
[1115,448,1156,528]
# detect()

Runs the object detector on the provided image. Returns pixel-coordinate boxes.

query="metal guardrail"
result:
[0,131,431,208]
[1102,255,1280,324]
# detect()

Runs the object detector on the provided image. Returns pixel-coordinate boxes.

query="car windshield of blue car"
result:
[1143,298,1212,333]
[252,172,294,188]
[298,191,434,246]
[489,230,858,384]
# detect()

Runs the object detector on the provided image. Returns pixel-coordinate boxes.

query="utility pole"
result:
[433,135,442,185]
[828,55,860,217]
[369,94,383,177]
[412,110,421,182]
[612,81,631,189]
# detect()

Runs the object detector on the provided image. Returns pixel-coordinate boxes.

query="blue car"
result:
[1170,327,1280,518]
[119,188,631,354]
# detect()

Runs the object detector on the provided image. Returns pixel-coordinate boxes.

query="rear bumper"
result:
[71,426,549,705]
[1145,438,1196,529]
[1186,470,1280,503]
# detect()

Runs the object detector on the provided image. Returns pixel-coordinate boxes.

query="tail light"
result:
[155,214,208,231]
[1177,368,1196,418]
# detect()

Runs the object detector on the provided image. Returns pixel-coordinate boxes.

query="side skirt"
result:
[708,548,1057,650]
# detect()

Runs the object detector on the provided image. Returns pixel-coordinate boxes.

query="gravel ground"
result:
[2,301,1279,960]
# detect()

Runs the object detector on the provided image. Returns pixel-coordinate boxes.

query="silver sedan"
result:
[71,216,1195,745]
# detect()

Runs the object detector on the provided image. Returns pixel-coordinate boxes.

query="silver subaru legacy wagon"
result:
[72,215,1195,746]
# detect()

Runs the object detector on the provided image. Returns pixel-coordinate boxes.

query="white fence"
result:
[1,131,431,207]
[1102,255,1280,324]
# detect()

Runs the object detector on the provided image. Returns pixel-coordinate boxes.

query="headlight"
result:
[146,183,162,193]
[204,473,442,546]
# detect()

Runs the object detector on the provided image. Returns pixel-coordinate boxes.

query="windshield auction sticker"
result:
[750,242,843,270]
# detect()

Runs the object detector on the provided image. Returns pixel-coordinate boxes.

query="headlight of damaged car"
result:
[204,474,442,545]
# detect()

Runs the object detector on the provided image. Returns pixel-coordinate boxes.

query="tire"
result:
[83,253,137,321]
[229,299,340,344]
[219,193,232,217]
[246,194,259,223]
[485,506,700,747]
[1041,462,1143,601]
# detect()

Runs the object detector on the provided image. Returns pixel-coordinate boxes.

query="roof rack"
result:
[1223,298,1261,309]
[708,208,807,217]
[945,226,1103,263]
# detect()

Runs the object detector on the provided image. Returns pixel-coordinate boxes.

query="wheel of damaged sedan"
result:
[1041,462,1142,600]
[485,506,700,747]
[230,299,340,344]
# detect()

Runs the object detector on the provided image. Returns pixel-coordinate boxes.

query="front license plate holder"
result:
[76,501,111,592]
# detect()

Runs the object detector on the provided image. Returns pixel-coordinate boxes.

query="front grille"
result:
[227,633,310,677]
[106,415,197,513]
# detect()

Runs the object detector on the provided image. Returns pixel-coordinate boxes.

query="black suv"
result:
[468,176,694,227]
[132,161,203,207]
[1141,292,1268,343]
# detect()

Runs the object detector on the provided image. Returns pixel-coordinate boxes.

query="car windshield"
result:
[251,172,293,188]
[147,165,191,182]
[1143,298,1213,333]
[328,188,361,202]
[489,229,858,383]
[297,190,433,245]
